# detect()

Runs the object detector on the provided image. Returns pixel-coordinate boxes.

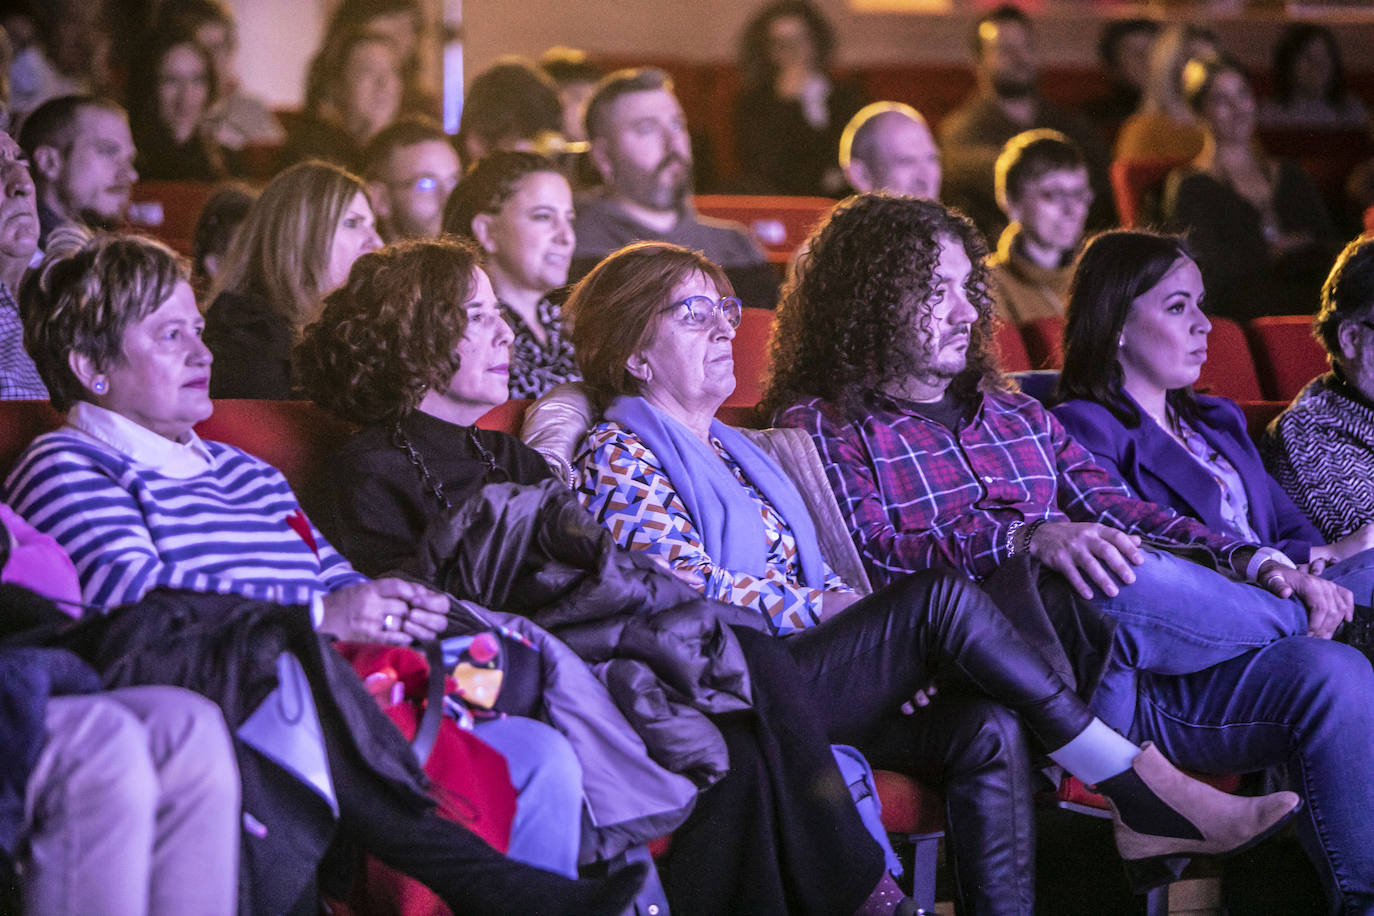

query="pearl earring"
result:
[92,378,108,394]
[1117,337,1125,350]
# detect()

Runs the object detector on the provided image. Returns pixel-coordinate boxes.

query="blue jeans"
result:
[1132,637,1374,914]
[1087,550,1308,731]
[1319,547,1374,607]
[474,716,583,878]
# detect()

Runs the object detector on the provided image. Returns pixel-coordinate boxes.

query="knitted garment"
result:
[4,431,366,609]
[1262,373,1374,542]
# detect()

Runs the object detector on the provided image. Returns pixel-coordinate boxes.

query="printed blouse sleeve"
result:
[576,424,822,631]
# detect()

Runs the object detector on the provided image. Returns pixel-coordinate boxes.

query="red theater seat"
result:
[1021,315,1065,370]
[692,195,834,265]
[1110,157,1188,229]
[1196,317,1262,402]
[727,307,776,408]
[995,321,1032,372]
[128,181,217,254]
[476,398,533,436]
[1238,400,1288,442]
[1248,316,1328,402]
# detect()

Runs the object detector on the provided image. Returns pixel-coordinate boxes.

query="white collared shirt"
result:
[65,401,213,478]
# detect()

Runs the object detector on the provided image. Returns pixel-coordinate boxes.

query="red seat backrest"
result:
[692,195,834,265]
[1237,400,1288,443]
[994,321,1032,372]
[1247,316,1327,402]
[1195,317,1262,402]
[128,181,218,255]
[1110,157,1189,229]
[1021,315,1065,370]
[1,399,532,519]
[475,399,532,436]
[727,307,776,408]
[0,401,65,479]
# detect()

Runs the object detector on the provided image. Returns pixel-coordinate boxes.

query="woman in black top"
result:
[127,31,230,182]
[295,235,927,916]
[733,0,864,196]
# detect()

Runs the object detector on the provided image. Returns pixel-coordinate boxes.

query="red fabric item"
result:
[995,322,1032,373]
[335,643,518,916]
[1057,772,1243,810]
[1196,317,1263,402]
[1021,315,1066,370]
[1248,316,1329,402]
[728,307,776,408]
[871,769,946,835]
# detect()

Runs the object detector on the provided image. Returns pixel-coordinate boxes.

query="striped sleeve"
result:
[6,435,248,606]
[3,434,367,610]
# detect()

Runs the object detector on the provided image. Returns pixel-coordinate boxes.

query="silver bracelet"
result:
[1005,521,1024,556]
[1245,546,1296,582]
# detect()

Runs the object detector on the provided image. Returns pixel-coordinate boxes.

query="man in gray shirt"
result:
[572,68,778,309]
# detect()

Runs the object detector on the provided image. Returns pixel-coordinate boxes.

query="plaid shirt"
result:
[0,282,47,400]
[777,387,1248,587]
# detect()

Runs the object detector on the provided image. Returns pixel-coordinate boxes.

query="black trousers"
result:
[661,626,885,916]
[784,568,1096,916]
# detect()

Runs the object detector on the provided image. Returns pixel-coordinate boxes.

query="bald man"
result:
[839,102,942,201]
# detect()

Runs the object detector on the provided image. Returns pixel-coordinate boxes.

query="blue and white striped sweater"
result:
[4,431,367,609]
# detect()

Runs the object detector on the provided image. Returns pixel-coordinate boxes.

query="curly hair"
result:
[21,231,186,412]
[294,237,482,426]
[760,194,1002,421]
[442,150,561,239]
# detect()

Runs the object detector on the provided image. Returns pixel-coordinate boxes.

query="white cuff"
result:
[1246,546,1296,582]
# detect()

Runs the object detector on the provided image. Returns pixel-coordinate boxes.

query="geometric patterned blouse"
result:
[576,419,849,634]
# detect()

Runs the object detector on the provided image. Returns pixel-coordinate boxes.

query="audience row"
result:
[1,0,1374,913]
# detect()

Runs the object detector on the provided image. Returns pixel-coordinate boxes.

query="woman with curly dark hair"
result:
[295,238,549,565]
[296,236,924,916]
[733,0,864,195]
[760,193,1004,424]
[295,237,657,884]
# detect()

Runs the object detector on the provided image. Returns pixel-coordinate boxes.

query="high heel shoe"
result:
[1096,742,1300,889]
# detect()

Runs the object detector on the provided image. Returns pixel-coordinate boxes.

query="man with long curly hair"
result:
[766,193,1374,912]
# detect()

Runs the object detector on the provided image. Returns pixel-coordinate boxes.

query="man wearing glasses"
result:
[987,129,1093,327]
[363,116,461,243]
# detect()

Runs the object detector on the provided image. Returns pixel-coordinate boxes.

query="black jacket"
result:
[411,478,767,786]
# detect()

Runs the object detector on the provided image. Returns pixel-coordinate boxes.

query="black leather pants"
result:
[785,567,1097,915]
